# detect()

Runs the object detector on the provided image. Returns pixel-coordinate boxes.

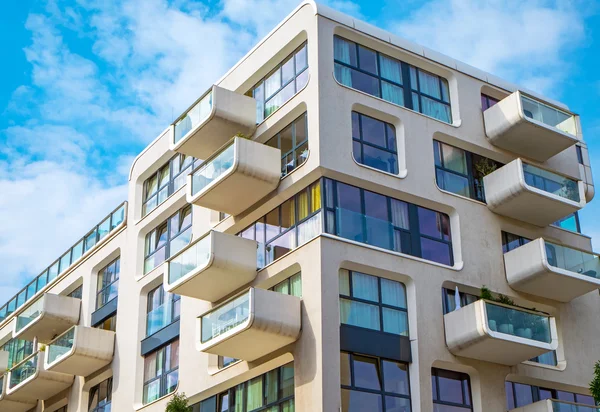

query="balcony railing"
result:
[484,301,552,343]
[201,292,250,344]
[0,202,126,324]
[521,95,577,136]
[523,163,580,202]
[174,90,213,144]
[9,353,39,390]
[191,140,235,196]
[146,300,178,336]
[47,327,75,365]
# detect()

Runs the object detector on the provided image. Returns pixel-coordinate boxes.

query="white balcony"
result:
[510,399,599,412]
[13,294,80,343]
[165,230,258,302]
[187,137,281,216]
[484,158,585,226]
[197,288,301,361]
[0,373,36,412]
[45,326,115,377]
[171,85,257,159]
[444,299,558,365]
[6,352,73,403]
[505,238,600,302]
[484,91,579,162]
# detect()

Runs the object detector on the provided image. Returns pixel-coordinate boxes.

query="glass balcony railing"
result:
[201,292,250,343]
[485,301,552,343]
[146,302,177,336]
[91,402,112,412]
[521,95,577,136]
[0,202,126,324]
[191,141,235,197]
[168,234,211,284]
[15,298,43,333]
[47,326,76,365]
[174,91,213,144]
[9,353,38,389]
[545,242,600,279]
[550,400,600,412]
[522,163,580,202]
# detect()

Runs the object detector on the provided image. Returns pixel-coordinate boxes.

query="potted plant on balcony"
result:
[590,361,600,405]
[166,392,190,412]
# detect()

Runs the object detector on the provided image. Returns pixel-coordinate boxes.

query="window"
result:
[339,271,408,336]
[56,407,68,412]
[576,146,584,164]
[553,212,581,233]
[147,285,180,336]
[97,258,120,310]
[270,272,302,297]
[143,154,201,216]
[239,181,322,268]
[434,140,502,202]
[144,205,192,273]
[143,340,179,404]
[324,178,453,265]
[334,36,451,123]
[193,363,294,412]
[265,113,309,177]
[352,112,398,174]
[0,338,34,368]
[89,377,112,412]
[481,93,500,110]
[431,368,472,411]
[249,43,308,122]
[68,285,83,299]
[341,352,411,411]
[94,314,117,332]
[505,381,595,409]
[501,231,531,254]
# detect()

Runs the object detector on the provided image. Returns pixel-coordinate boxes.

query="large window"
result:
[142,154,201,216]
[352,112,398,175]
[431,368,472,411]
[143,340,179,404]
[270,272,302,297]
[144,205,192,274]
[505,381,595,409]
[89,377,112,412]
[501,231,531,254]
[193,363,294,412]
[1,338,33,369]
[239,181,322,268]
[97,258,120,310]
[334,36,451,123]
[146,285,180,337]
[265,113,309,177]
[339,271,408,336]
[341,352,411,411]
[324,178,454,265]
[249,43,308,122]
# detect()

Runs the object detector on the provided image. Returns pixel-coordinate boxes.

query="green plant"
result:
[39,345,46,352]
[166,393,190,412]
[235,132,250,139]
[496,294,515,306]
[480,286,494,301]
[590,360,600,405]
[473,158,498,178]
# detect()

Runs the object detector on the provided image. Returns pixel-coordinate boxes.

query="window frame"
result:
[146,285,181,337]
[505,381,596,409]
[89,377,113,412]
[96,257,120,310]
[265,112,309,177]
[431,367,473,410]
[143,340,179,405]
[352,111,399,175]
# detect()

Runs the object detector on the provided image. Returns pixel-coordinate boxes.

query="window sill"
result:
[351,154,407,179]
[435,183,487,207]
[134,384,179,411]
[521,359,567,372]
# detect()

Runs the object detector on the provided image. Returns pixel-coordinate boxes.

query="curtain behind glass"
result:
[381,278,406,308]
[246,377,263,410]
[379,55,402,84]
[352,272,378,301]
[334,37,352,64]
[290,274,302,297]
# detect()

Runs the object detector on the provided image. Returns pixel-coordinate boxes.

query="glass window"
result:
[271,272,302,297]
[68,285,83,299]
[504,381,593,409]
[341,352,411,412]
[481,93,500,110]
[432,368,472,411]
[265,113,309,177]
[94,314,117,332]
[501,231,531,254]
[334,35,451,123]
[0,338,34,368]
[96,258,120,310]
[89,377,112,412]
[352,112,399,175]
[143,340,179,404]
[339,271,408,336]
[146,285,180,337]
[553,212,581,233]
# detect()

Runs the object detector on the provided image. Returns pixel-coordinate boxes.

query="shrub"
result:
[166,393,190,412]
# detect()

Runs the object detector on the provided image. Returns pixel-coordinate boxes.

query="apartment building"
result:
[0,2,598,411]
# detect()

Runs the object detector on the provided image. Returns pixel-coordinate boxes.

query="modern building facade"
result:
[0,2,598,411]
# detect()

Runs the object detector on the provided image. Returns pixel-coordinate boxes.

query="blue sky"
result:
[0,0,599,304]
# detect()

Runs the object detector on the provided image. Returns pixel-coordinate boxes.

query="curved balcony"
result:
[187,137,281,216]
[171,85,257,159]
[6,352,73,402]
[484,91,579,162]
[197,288,301,361]
[0,373,37,412]
[510,399,600,412]
[484,158,585,227]
[505,238,600,302]
[165,230,258,302]
[444,299,558,365]
[45,326,115,377]
[13,294,80,343]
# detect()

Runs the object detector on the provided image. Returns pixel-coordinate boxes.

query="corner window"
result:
[265,113,309,177]
[144,205,192,274]
[352,112,398,174]
[89,377,112,412]
[334,36,451,123]
[146,285,180,337]
[341,352,411,412]
[249,44,308,122]
[143,340,179,404]
[339,271,408,336]
[97,258,120,310]
[431,368,472,411]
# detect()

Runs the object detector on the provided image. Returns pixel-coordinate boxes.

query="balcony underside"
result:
[14,294,80,343]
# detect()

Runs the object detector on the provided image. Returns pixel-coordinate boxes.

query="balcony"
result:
[510,399,600,412]
[483,91,579,162]
[505,238,600,302]
[187,137,281,216]
[444,299,558,365]
[484,158,585,226]
[14,294,80,342]
[171,85,257,159]
[0,374,36,412]
[6,352,73,402]
[197,288,301,361]
[44,326,115,377]
[165,230,258,302]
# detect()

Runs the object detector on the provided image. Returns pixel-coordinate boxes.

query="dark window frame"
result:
[146,285,181,337]
[265,112,309,177]
[505,381,596,409]
[143,340,179,405]
[352,111,399,175]
[96,257,120,310]
[481,93,500,111]
[432,368,473,410]
[89,377,113,412]
[1,338,34,369]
